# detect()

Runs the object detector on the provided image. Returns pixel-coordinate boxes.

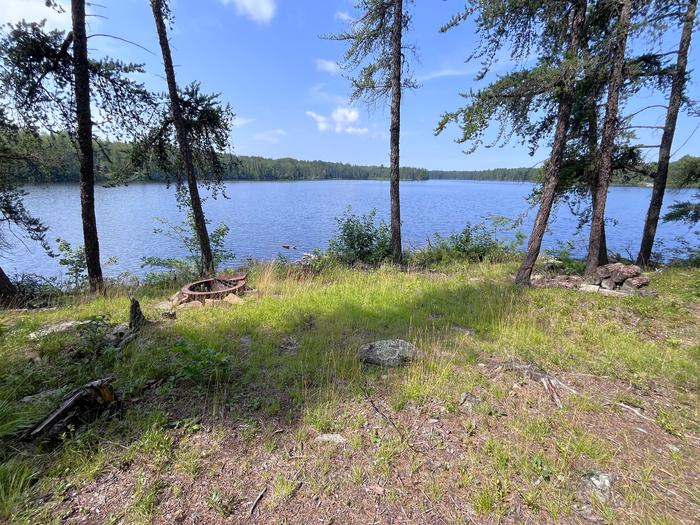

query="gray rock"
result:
[315,433,347,445]
[459,392,480,411]
[596,264,616,279]
[154,301,174,312]
[611,264,641,284]
[582,472,615,501]
[621,275,650,292]
[600,278,616,290]
[580,284,601,293]
[584,273,603,286]
[169,291,187,306]
[28,320,90,341]
[20,387,66,404]
[359,339,418,367]
[279,336,300,354]
[178,301,203,310]
[223,293,244,305]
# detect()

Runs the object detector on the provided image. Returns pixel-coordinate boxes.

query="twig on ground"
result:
[362,387,419,453]
[249,486,268,517]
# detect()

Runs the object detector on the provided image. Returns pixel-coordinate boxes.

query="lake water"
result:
[2,180,696,279]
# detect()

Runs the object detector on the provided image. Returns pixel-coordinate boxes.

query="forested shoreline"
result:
[14,135,698,185]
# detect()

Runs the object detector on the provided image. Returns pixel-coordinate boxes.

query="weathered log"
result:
[26,377,116,440]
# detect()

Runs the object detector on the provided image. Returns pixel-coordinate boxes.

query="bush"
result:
[328,207,392,265]
[543,242,587,275]
[142,211,235,280]
[409,216,523,267]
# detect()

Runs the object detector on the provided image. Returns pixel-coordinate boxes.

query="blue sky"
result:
[1,0,698,171]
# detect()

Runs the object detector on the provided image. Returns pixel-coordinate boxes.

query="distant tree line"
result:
[10,134,697,186]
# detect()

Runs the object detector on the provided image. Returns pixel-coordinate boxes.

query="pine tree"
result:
[0,5,153,292]
[586,0,633,274]
[637,0,697,266]
[146,0,234,276]
[436,0,589,285]
[326,0,417,264]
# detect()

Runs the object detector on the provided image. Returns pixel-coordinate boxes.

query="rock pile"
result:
[531,263,652,296]
[582,263,650,294]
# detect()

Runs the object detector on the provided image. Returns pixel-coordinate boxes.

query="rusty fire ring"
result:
[181,272,247,302]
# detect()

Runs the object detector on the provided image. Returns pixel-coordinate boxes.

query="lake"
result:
[2,180,696,279]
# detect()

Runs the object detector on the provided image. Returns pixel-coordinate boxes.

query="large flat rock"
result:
[359,339,418,367]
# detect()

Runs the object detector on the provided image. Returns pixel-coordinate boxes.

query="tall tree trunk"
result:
[584,79,609,267]
[0,265,17,305]
[71,0,103,292]
[585,0,632,274]
[637,0,697,267]
[150,0,215,276]
[514,0,587,286]
[389,0,403,264]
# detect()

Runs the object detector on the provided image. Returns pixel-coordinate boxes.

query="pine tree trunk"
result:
[514,0,587,286]
[150,0,215,276]
[389,0,403,264]
[0,265,17,305]
[586,0,632,274]
[637,0,696,267]
[71,0,103,292]
[591,175,610,266]
[584,73,609,267]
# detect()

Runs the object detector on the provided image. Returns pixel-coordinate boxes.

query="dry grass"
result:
[0,261,698,524]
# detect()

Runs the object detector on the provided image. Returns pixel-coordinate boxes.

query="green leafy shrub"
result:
[172,342,233,388]
[56,238,87,288]
[142,211,235,280]
[56,239,117,290]
[409,216,523,267]
[328,207,392,265]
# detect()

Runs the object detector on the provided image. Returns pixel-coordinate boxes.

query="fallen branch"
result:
[362,387,419,453]
[249,486,268,517]
[501,360,577,407]
[26,377,116,440]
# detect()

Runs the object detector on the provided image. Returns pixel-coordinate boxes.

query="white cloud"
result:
[334,11,353,23]
[233,117,256,127]
[315,59,340,75]
[418,68,474,82]
[221,0,276,24]
[306,111,330,132]
[306,106,368,136]
[253,129,286,143]
[0,0,70,30]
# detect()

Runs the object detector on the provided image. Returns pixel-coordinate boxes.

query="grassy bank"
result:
[1,261,698,524]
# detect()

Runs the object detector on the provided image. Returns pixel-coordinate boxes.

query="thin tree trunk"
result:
[637,0,697,267]
[585,0,632,274]
[514,0,587,286]
[0,265,17,305]
[71,0,103,292]
[150,0,215,275]
[389,0,403,264]
[584,82,609,267]
[591,174,610,266]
